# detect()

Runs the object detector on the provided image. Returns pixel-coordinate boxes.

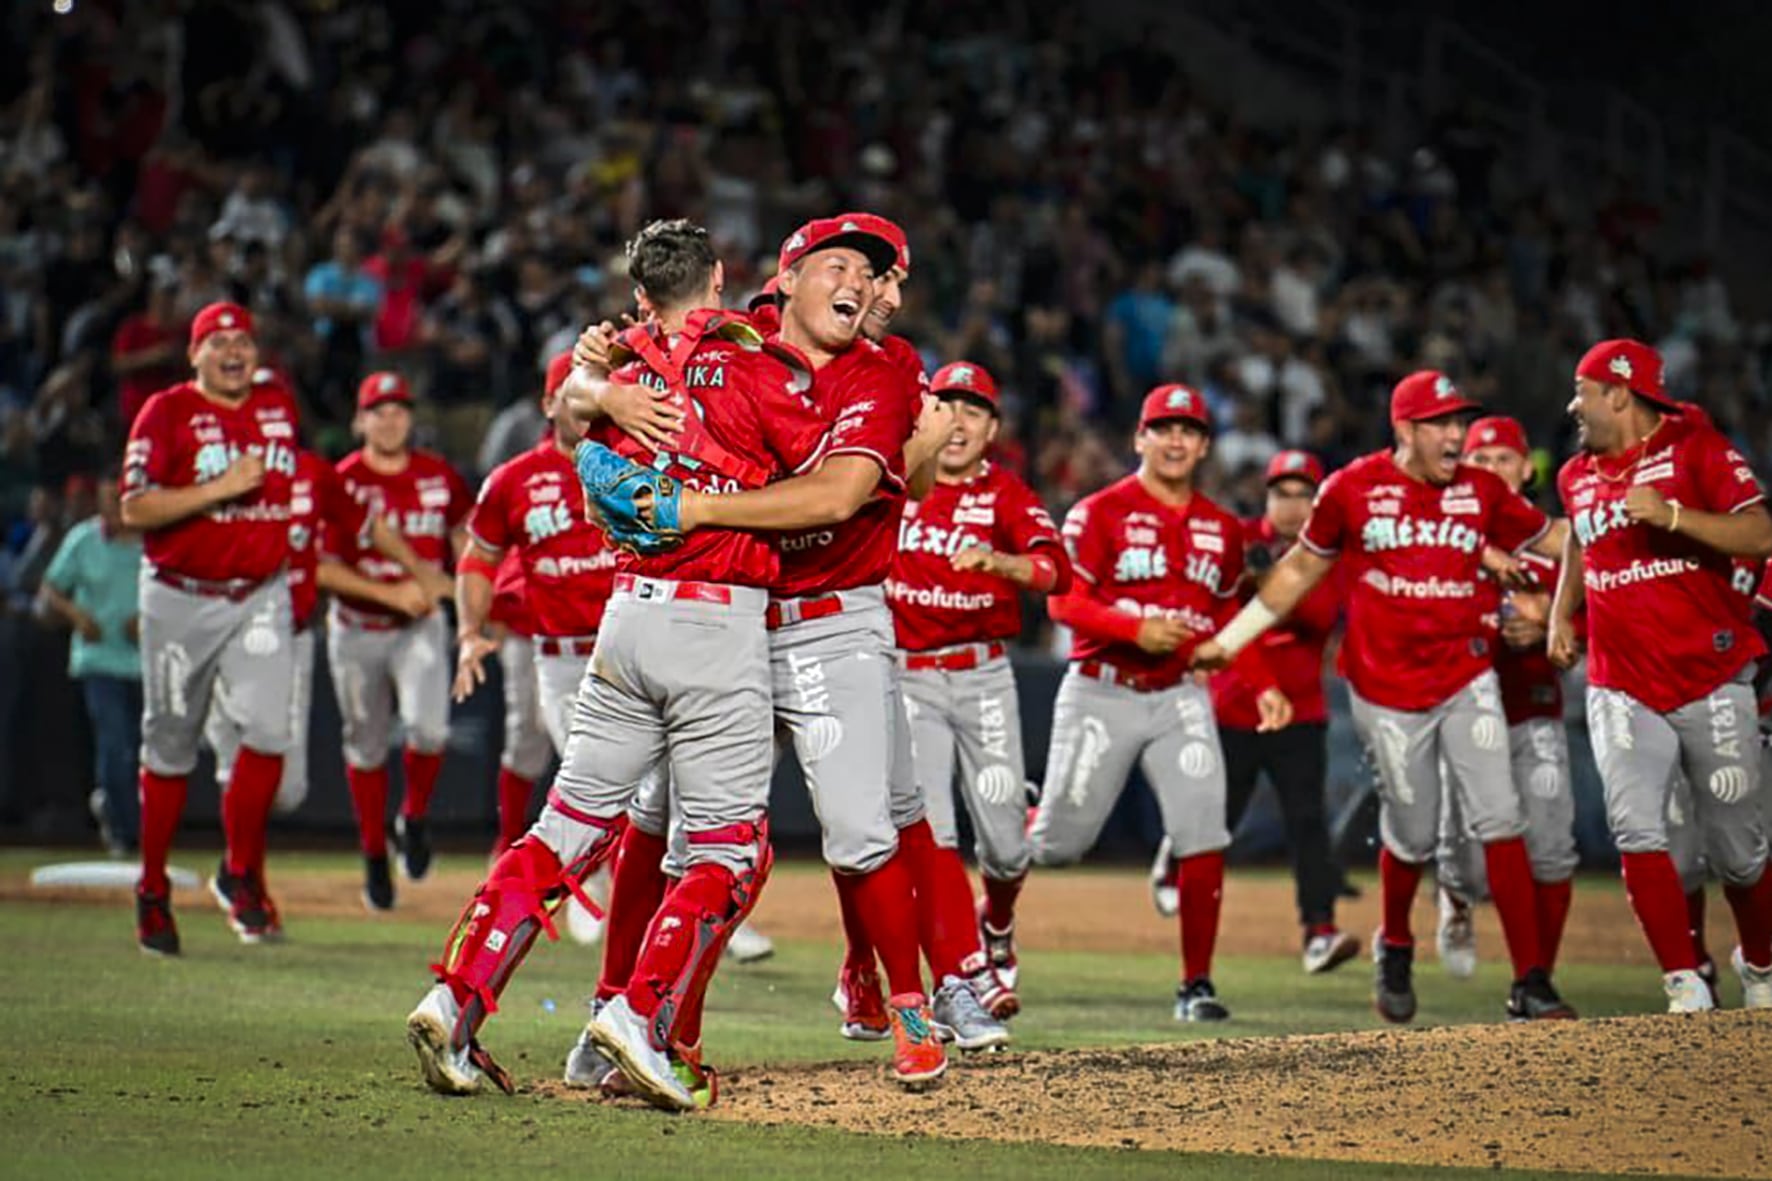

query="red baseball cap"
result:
[1138,383,1210,431]
[1462,415,1530,457]
[931,361,999,411]
[747,276,781,312]
[1265,449,1324,487]
[544,351,574,401]
[833,211,911,275]
[777,216,900,277]
[189,301,254,349]
[1390,370,1479,424]
[357,370,412,411]
[1575,339,1676,409]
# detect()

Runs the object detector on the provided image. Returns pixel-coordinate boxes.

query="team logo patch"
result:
[1435,375,1456,398]
[1709,765,1751,804]
[1177,741,1217,779]
[1528,763,1564,801]
[1609,355,1632,379]
[1470,715,1504,752]
[800,715,844,763]
[975,765,1019,806]
[244,621,281,658]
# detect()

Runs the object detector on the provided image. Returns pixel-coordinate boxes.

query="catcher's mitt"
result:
[573,441,685,554]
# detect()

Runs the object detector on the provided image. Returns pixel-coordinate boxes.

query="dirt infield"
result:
[0,858,1679,964]
[685,1013,1771,1177]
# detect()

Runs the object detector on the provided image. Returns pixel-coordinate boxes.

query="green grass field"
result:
[0,850,1706,1181]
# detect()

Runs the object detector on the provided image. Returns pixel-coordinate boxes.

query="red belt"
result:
[904,641,1006,672]
[536,635,597,658]
[614,573,734,606]
[765,593,845,631]
[150,568,267,602]
[334,608,407,632]
[1074,659,1185,693]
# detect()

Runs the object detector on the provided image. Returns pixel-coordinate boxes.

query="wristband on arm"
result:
[1214,599,1278,657]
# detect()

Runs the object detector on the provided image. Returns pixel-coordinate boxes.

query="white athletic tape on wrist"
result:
[1215,599,1279,658]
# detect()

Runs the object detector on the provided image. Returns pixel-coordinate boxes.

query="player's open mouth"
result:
[831,296,861,327]
[220,360,248,379]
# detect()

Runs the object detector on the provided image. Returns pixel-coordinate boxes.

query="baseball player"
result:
[121,301,300,951]
[887,359,1070,1023]
[328,372,468,896]
[407,218,831,1110]
[205,437,440,911]
[1548,339,1772,1012]
[1195,370,1577,1024]
[1026,383,1288,1022]
[1153,448,1359,976]
[1430,417,1579,980]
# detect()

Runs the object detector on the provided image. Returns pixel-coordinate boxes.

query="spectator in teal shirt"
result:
[39,472,143,854]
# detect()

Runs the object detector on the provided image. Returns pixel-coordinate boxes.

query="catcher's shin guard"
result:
[430,819,623,1051]
[632,818,774,1051]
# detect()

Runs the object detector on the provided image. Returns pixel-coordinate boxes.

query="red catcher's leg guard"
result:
[597,825,671,1001]
[431,824,621,1050]
[626,818,773,1051]
[494,769,534,856]
[1378,847,1424,947]
[223,747,282,877]
[1621,851,1700,972]
[346,765,390,856]
[138,770,189,896]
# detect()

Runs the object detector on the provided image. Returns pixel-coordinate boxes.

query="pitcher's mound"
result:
[704,1012,1771,1176]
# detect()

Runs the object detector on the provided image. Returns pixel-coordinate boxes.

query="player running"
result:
[1195,370,1578,1024]
[1547,340,1772,1012]
[122,302,300,951]
[1431,417,1578,981]
[1028,383,1291,1022]
[888,360,1071,1024]
[327,372,467,895]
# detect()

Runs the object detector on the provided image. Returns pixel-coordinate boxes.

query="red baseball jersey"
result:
[329,449,471,623]
[1482,547,1563,725]
[1212,517,1341,729]
[489,548,533,636]
[289,450,371,630]
[600,321,830,586]
[1300,451,1548,711]
[122,380,300,583]
[773,336,919,598]
[1060,474,1247,684]
[468,440,616,636]
[888,461,1064,650]
[1559,415,1767,712]
[879,332,930,401]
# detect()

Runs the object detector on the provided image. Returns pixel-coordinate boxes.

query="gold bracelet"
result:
[1667,502,1682,533]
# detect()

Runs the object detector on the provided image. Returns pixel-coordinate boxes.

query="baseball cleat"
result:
[1174,976,1230,1022]
[1372,932,1418,1023]
[931,974,1011,1051]
[968,963,1019,1021]
[1730,946,1772,1010]
[363,855,395,913]
[209,861,278,944]
[1505,969,1578,1021]
[1149,837,1179,918]
[723,921,775,964]
[136,885,180,956]
[407,983,491,1096]
[587,994,694,1111]
[1435,887,1477,979]
[394,814,433,881]
[1664,968,1718,1014]
[978,904,1020,990]
[888,993,948,1089]
[564,999,619,1090]
[1302,929,1360,975]
[831,964,891,1041]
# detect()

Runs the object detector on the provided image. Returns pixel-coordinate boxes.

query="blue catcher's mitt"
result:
[573,441,685,554]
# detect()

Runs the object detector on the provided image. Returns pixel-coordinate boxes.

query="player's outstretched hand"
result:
[453,632,499,703]
[1255,687,1293,732]
[1135,616,1192,655]
[1546,617,1581,670]
[1189,637,1230,671]
[573,440,684,554]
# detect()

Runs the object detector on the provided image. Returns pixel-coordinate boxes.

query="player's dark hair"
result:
[626,219,717,309]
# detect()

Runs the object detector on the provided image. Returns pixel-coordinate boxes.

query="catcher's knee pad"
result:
[431,818,623,1049]
[633,817,774,1050]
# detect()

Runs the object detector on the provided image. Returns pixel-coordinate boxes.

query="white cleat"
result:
[1731,946,1772,1010]
[1665,969,1719,1014]
[406,984,484,1095]
[564,999,619,1088]
[1149,836,1179,918]
[1436,887,1477,979]
[1302,929,1361,975]
[588,995,694,1112]
[723,922,775,964]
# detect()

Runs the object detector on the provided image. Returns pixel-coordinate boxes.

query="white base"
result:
[30,862,201,890]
